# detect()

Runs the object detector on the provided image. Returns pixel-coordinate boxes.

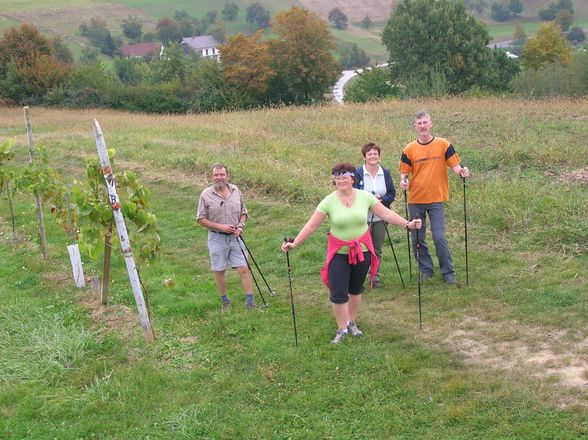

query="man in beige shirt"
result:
[197,164,255,310]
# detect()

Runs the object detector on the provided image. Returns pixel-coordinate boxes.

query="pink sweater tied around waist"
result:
[320,229,380,288]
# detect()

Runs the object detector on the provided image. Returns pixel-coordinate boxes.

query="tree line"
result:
[346,0,587,102]
[0,1,586,112]
[0,7,340,113]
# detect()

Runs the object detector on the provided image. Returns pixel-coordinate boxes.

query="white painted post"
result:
[23,106,48,260]
[65,192,85,288]
[92,119,155,342]
[67,244,85,288]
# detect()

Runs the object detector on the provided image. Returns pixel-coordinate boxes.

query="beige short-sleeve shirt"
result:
[196,183,248,225]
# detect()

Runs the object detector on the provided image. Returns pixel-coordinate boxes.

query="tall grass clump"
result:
[0,305,97,386]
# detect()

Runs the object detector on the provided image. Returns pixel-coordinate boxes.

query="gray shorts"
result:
[207,231,247,271]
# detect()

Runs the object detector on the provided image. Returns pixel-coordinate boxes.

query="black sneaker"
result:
[221,299,231,311]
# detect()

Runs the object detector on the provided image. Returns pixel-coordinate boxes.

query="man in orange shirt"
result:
[399,111,470,284]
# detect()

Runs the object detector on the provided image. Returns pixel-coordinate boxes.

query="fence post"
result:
[23,106,48,260]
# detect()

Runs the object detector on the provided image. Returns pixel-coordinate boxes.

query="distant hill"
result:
[299,0,397,22]
[0,0,585,66]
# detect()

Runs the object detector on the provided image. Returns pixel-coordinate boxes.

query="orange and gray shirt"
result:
[399,137,460,204]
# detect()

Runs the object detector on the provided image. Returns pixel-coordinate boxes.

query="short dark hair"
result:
[331,162,356,176]
[212,163,228,174]
[361,142,380,158]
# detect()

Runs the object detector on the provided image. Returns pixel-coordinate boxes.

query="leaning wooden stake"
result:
[23,106,48,260]
[93,119,155,342]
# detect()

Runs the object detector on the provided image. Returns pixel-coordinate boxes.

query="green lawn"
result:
[488,19,588,41]
[0,99,587,438]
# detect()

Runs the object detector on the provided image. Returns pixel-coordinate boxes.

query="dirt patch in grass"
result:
[79,282,140,339]
[444,318,588,399]
[559,168,588,185]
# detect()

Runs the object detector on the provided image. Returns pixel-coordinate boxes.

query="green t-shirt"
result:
[317,189,378,253]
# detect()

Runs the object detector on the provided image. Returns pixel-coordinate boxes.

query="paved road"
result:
[333,70,359,104]
[333,63,389,105]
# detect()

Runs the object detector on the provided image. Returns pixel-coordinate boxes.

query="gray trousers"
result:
[369,220,386,278]
[408,203,454,276]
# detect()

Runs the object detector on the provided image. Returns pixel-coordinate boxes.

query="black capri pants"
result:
[328,251,371,304]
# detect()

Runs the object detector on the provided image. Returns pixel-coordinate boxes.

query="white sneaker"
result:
[331,329,348,344]
[347,321,363,337]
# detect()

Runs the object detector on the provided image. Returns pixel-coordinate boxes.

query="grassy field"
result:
[0,98,587,438]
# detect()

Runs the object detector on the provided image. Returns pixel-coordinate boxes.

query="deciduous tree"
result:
[246,3,271,29]
[508,0,523,16]
[268,7,340,104]
[511,23,527,55]
[206,10,218,24]
[220,31,275,104]
[339,43,370,69]
[51,36,74,64]
[554,9,573,32]
[0,24,70,103]
[522,22,571,70]
[122,15,143,41]
[156,17,181,45]
[222,2,239,21]
[328,8,348,30]
[360,15,372,29]
[464,0,488,16]
[491,2,510,22]
[539,0,574,21]
[382,0,493,94]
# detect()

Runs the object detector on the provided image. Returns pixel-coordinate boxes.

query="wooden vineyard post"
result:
[92,119,155,342]
[23,106,48,260]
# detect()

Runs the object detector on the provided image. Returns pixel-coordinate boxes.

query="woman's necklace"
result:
[339,191,355,207]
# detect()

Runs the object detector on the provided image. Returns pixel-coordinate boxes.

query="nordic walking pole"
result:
[284,237,299,347]
[237,237,268,307]
[415,219,423,329]
[384,225,405,289]
[404,188,412,279]
[367,209,379,288]
[462,171,469,286]
[239,236,276,296]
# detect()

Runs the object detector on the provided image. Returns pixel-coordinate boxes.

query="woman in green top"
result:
[282,163,421,344]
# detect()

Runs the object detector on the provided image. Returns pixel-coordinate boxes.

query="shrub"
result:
[109,82,186,113]
[345,66,399,103]
[567,27,585,44]
[491,2,511,22]
[339,43,370,69]
[511,52,588,97]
